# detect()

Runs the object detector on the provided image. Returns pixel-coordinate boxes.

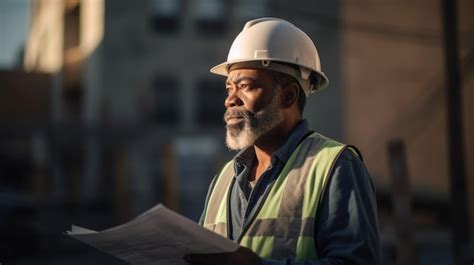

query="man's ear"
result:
[281,83,299,109]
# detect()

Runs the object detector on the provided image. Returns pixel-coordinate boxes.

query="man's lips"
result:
[225,116,244,125]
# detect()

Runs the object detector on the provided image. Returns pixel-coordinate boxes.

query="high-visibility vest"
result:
[203,132,356,262]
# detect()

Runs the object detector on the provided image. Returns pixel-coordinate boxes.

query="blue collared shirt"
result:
[200,120,382,264]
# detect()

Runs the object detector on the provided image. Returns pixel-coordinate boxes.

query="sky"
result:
[0,0,30,69]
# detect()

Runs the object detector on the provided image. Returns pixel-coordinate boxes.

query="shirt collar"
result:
[272,119,311,163]
[233,119,312,166]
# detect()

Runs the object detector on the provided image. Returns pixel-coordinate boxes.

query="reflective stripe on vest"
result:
[203,132,350,262]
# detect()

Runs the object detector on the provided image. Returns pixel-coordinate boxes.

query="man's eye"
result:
[239,83,250,89]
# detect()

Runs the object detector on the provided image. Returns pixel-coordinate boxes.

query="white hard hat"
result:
[210,17,329,96]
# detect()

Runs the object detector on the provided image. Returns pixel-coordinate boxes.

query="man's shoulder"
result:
[304,132,364,162]
[338,147,363,162]
[307,131,343,144]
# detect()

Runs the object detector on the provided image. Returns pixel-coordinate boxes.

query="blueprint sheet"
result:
[67,204,239,265]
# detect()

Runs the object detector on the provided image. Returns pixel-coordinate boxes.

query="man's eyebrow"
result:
[225,77,257,85]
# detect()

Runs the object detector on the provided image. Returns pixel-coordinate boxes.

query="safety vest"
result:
[202,132,354,262]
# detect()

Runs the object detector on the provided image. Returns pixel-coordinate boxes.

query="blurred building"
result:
[342,0,474,263]
[343,0,474,228]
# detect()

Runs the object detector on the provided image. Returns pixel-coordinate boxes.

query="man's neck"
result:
[249,119,301,183]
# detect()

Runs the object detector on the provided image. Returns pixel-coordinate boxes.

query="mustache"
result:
[223,108,254,122]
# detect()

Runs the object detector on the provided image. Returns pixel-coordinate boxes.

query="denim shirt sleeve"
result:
[261,149,382,265]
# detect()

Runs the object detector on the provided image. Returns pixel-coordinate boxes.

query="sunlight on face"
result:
[224,89,283,150]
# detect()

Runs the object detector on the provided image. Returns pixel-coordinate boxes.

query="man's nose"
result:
[224,91,243,108]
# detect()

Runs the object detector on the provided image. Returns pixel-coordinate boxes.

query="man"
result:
[184,18,381,265]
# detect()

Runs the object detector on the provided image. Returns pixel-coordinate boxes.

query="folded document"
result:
[67,204,239,265]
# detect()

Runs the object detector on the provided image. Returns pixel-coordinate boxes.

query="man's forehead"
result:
[226,68,272,83]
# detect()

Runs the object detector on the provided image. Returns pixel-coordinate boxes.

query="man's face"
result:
[223,68,284,150]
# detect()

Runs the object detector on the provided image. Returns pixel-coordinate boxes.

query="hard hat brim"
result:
[209,61,230,76]
[210,60,330,93]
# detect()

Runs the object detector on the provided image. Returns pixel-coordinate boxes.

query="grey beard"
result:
[224,94,283,151]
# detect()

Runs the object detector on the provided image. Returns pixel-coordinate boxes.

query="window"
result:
[149,0,182,34]
[196,77,226,125]
[152,75,179,124]
[235,0,269,20]
[193,0,228,36]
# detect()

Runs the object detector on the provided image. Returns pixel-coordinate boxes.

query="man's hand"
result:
[183,246,261,265]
